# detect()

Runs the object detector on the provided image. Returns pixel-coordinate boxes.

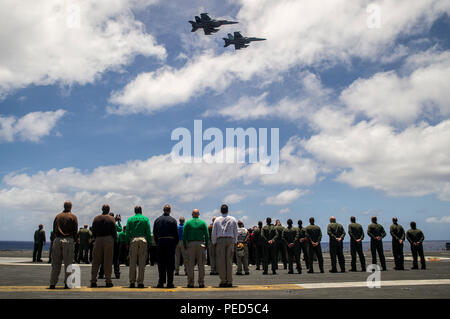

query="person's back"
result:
[327,222,345,241]
[211,204,237,287]
[126,213,152,244]
[348,222,364,242]
[406,228,424,243]
[78,228,91,246]
[262,223,277,242]
[153,205,178,288]
[49,201,78,289]
[126,206,152,288]
[305,224,322,243]
[90,205,117,288]
[367,222,386,240]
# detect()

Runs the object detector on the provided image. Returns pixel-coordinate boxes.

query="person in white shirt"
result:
[211,204,238,287]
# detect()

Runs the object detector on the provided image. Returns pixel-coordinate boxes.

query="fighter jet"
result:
[223,31,266,50]
[189,13,238,35]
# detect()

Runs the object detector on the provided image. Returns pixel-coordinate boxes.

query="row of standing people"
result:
[46,201,426,289]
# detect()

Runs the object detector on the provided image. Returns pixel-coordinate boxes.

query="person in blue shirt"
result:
[175,217,187,276]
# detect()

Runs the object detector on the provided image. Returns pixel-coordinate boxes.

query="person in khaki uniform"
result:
[211,204,238,287]
[90,204,117,288]
[125,206,152,288]
[49,201,78,289]
[207,216,218,275]
[183,209,209,288]
[235,220,250,275]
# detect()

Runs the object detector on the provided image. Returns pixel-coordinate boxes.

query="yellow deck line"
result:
[0,284,303,293]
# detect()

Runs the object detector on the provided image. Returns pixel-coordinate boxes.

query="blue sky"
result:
[1,0,449,241]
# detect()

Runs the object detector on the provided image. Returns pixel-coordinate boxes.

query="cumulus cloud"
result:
[425,216,450,223]
[0,0,166,97]
[262,189,309,206]
[303,117,450,200]
[223,193,246,204]
[340,50,450,124]
[108,0,450,114]
[204,72,331,123]
[0,110,66,142]
[0,138,319,218]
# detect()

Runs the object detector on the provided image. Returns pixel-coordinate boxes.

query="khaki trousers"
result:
[208,242,217,273]
[129,237,148,285]
[236,245,249,273]
[49,237,74,286]
[216,237,235,285]
[186,241,206,286]
[91,236,114,284]
[175,241,188,274]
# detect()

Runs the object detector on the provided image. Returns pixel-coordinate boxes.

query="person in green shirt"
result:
[274,219,287,270]
[390,217,405,270]
[253,221,265,270]
[406,221,426,270]
[367,216,387,271]
[118,225,129,266]
[125,206,152,288]
[183,209,209,288]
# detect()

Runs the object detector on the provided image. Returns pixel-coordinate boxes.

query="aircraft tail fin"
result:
[189,21,199,32]
[223,38,231,47]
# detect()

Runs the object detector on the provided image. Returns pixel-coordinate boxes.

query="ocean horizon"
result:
[1,240,449,252]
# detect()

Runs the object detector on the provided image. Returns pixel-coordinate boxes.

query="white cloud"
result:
[205,72,331,123]
[303,118,450,200]
[262,189,309,206]
[277,208,291,215]
[426,216,450,223]
[340,50,450,124]
[223,193,246,204]
[0,0,166,97]
[245,136,320,186]
[0,110,66,142]
[108,0,450,114]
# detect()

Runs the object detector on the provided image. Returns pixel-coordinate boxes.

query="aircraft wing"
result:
[200,13,211,21]
[203,27,218,35]
[233,31,243,39]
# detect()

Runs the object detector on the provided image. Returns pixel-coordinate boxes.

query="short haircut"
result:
[350,216,356,223]
[135,206,142,214]
[163,204,171,213]
[221,204,228,214]
[266,217,272,224]
[102,204,110,214]
[63,201,72,211]
[309,217,315,223]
